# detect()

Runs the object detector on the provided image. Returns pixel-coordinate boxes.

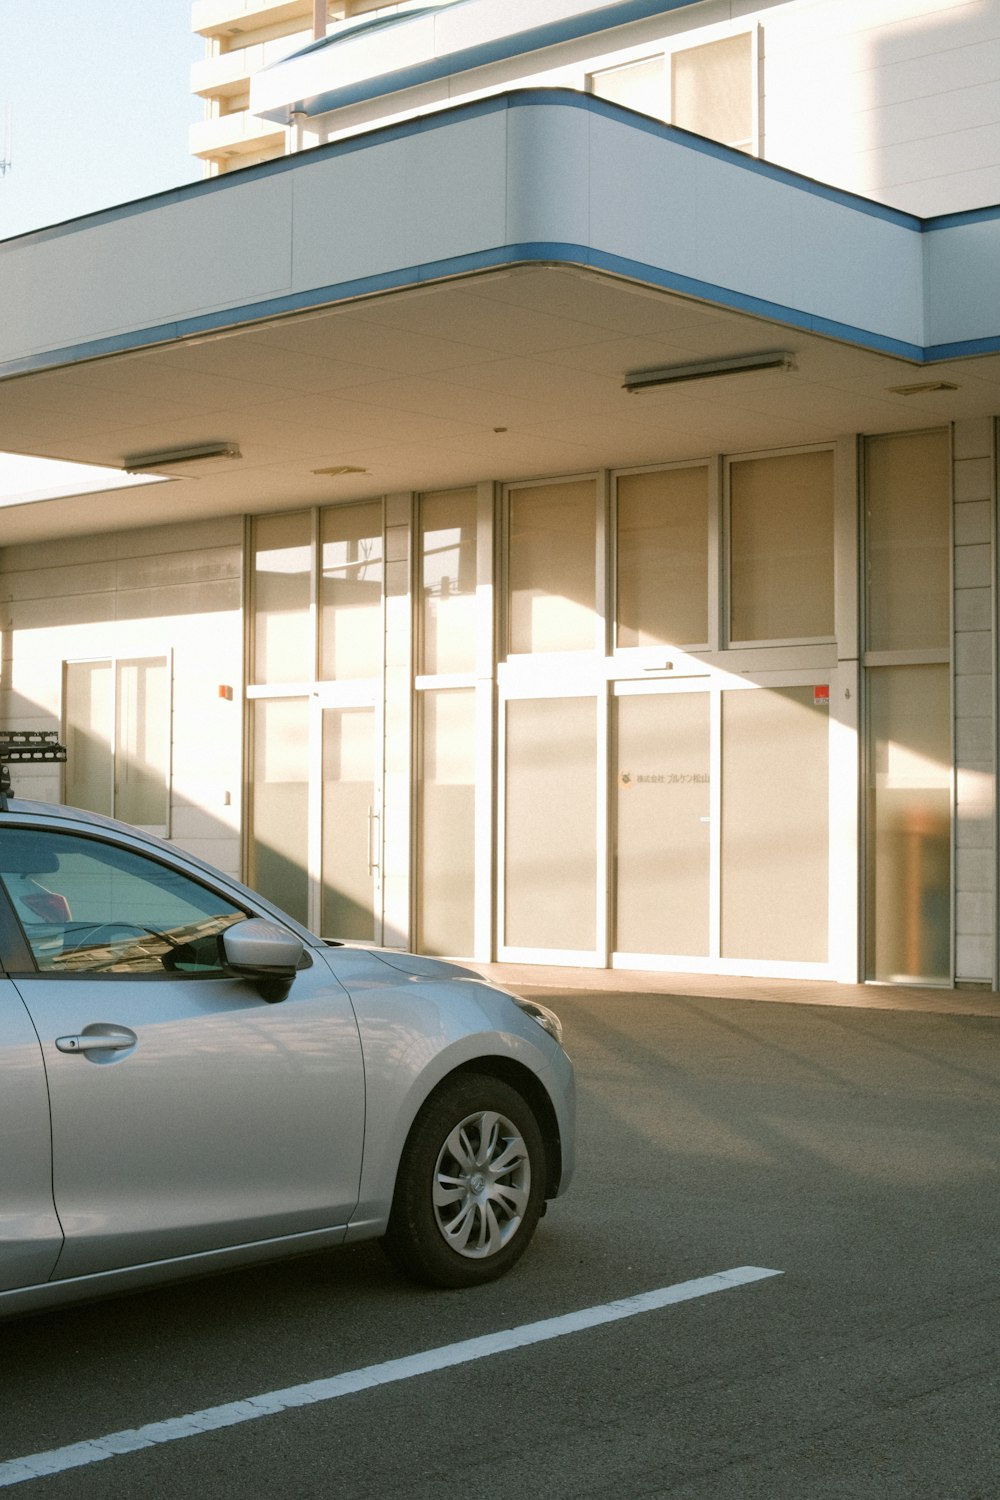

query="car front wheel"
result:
[384,1073,546,1288]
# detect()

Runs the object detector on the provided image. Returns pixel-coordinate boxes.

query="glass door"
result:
[248,503,386,945]
[498,690,602,966]
[321,701,380,942]
[613,687,712,962]
[611,676,836,976]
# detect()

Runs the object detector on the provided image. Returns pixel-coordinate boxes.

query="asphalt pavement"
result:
[1,979,998,1498]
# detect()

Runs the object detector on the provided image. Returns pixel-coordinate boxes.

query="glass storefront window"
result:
[504,697,596,951]
[115,658,170,828]
[64,661,114,817]
[252,512,313,685]
[672,32,753,150]
[866,665,951,983]
[616,465,709,648]
[419,489,477,676]
[248,697,309,925]
[866,430,950,652]
[321,705,376,941]
[721,685,830,962]
[729,449,834,643]
[64,656,169,830]
[614,691,710,956]
[416,689,476,956]
[508,479,597,654]
[590,56,666,119]
[320,502,383,681]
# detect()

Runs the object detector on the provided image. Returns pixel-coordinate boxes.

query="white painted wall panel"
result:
[290,109,509,290]
[251,0,1000,216]
[505,104,593,248]
[860,36,1000,107]
[924,218,1000,348]
[786,192,923,341]
[586,109,924,346]
[761,0,1000,212]
[2,93,997,381]
[855,82,1000,154]
[953,418,996,989]
[0,519,244,873]
[2,176,295,361]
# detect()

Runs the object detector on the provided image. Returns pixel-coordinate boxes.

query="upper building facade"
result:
[190,0,460,175]
[4,0,1000,990]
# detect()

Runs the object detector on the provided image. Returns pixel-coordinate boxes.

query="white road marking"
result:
[0,1265,781,1488]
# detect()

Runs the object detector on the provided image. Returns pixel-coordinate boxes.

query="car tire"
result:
[383,1072,547,1289]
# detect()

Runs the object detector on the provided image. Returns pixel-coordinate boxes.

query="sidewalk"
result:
[467,963,1000,1017]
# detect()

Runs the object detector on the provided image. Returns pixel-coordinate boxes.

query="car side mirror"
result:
[222,918,305,1002]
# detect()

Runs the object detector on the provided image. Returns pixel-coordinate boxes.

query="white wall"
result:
[762,0,1000,215]
[0,518,245,875]
[283,0,1000,216]
[952,416,997,984]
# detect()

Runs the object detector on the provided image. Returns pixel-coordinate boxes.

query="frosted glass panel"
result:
[417,689,476,956]
[504,697,596,951]
[64,661,113,816]
[320,502,383,681]
[617,466,709,648]
[322,706,375,940]
[419,489,477,675]
[508,480,597,654]
[115,657,169,828]
[253,512,312,685]
[866,665,951,983]
[65,658,169,828]
[721,686,829,961]
[249,698,309,924]
[730,450,834,642]
[866,430,950,651]
[591,56,666,119]
[614,693,710,955]
[672,33,753,148]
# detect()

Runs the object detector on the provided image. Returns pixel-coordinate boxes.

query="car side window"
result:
[0,829,248,976]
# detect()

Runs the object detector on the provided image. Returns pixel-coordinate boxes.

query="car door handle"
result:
[56,1027,138,1055]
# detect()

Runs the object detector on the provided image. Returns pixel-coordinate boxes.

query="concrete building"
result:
[190,0,456,175]
[3,0,1000,988]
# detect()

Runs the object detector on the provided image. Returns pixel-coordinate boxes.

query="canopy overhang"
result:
[2,90,998,545]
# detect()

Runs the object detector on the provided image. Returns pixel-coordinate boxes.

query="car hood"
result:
[361,949,484,983]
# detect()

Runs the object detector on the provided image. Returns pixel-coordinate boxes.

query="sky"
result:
[0,0,203,242]
[0,3,204,500]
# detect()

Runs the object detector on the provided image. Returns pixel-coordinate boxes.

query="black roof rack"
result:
[0,731,67,812]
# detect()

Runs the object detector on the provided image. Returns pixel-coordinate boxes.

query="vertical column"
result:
[952,419,996,985]
[381,492,413,949]
[473,481,497,961]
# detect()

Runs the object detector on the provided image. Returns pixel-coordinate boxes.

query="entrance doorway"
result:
[248,692,382,943]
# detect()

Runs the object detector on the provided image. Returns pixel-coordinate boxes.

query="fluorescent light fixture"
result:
[886,381,958,396]
[624,351,796,393]
[0,452,168,509]
[123,442,241,474]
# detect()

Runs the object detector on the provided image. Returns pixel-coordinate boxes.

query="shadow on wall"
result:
[854,5,1000,214]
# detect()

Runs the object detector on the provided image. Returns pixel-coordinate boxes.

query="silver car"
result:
[0,799,574,1317]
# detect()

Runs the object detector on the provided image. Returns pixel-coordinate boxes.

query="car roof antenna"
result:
[0,732,68,812]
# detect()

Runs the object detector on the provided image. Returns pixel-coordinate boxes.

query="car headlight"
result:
[510,994,564,1045]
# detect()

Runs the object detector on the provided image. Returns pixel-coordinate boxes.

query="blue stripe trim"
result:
[7,87,922,253]
[8,240,1000,383]
[2,90,515,249]
[924,202,1000,230]
[519,91,921,227]
[924,336,1000,360]
[281,0,719,120]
